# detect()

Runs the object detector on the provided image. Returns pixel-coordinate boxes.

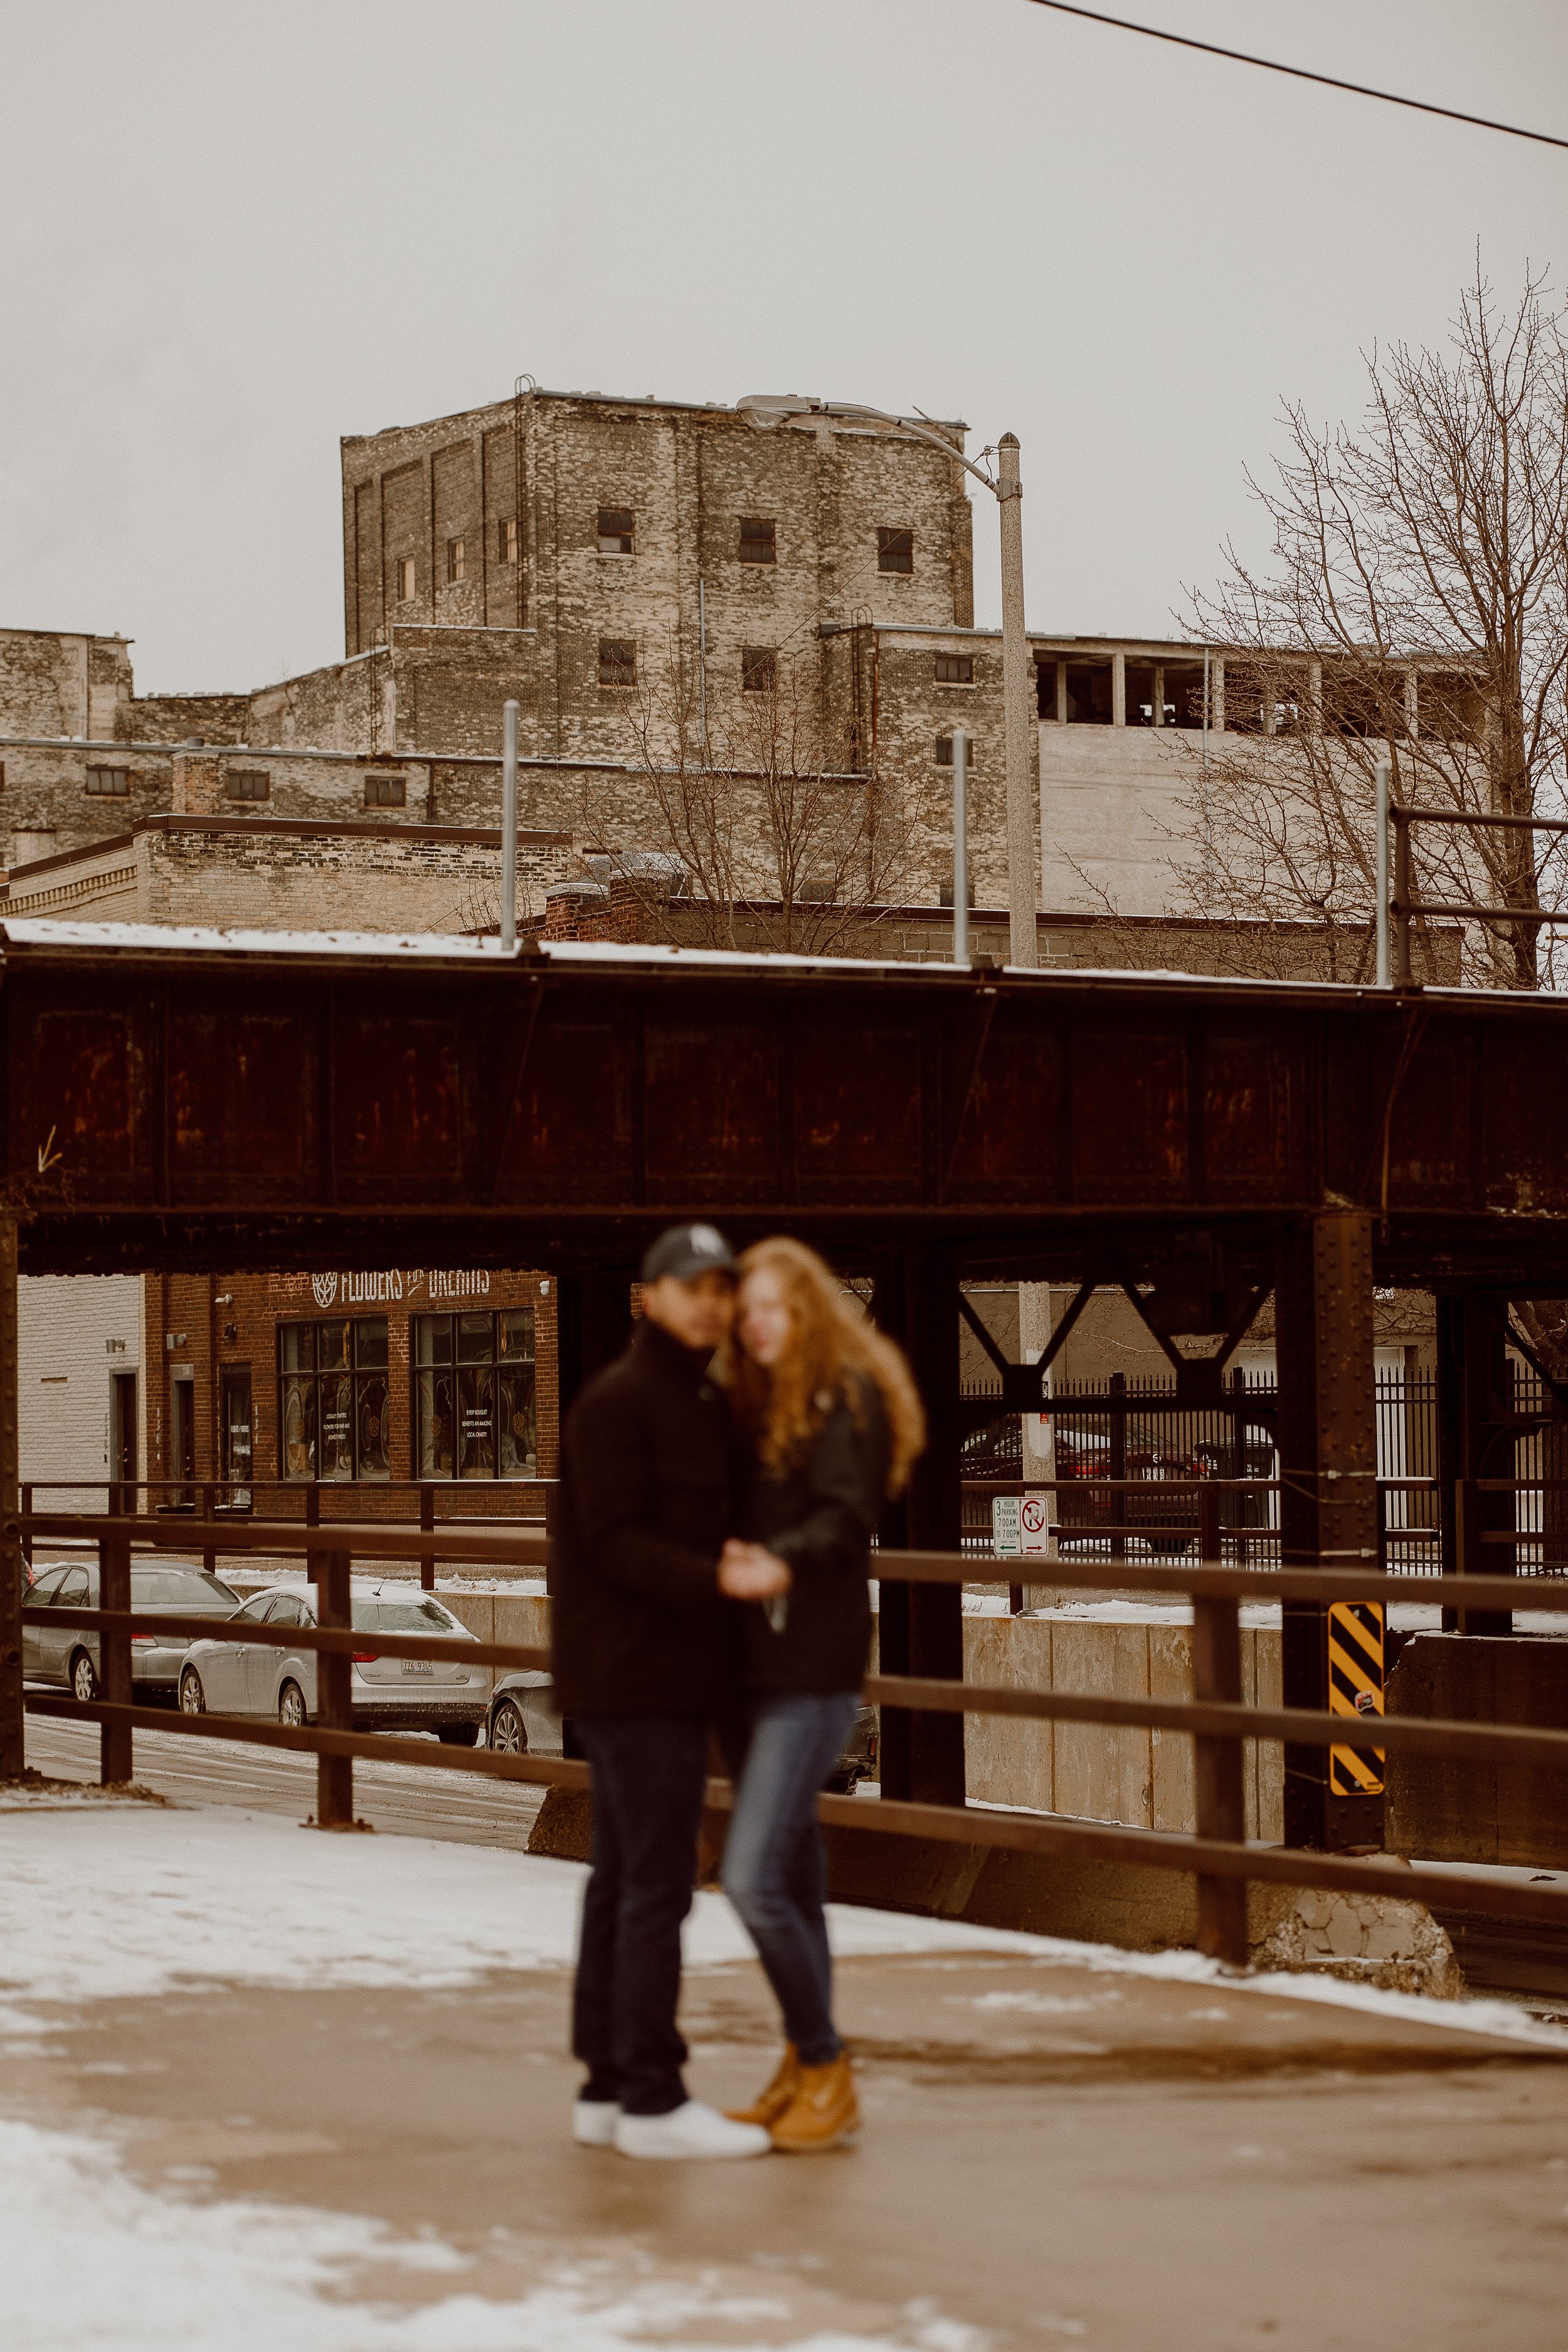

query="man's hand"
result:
[718,1539,792,1600]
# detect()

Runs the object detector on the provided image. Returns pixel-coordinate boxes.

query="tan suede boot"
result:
[725,2043,800,2127]
[769,2053,859,2151]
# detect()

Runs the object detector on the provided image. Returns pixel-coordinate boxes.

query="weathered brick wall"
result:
[4,834,140,920]
[166,749,434,824]
[340,393,974,771]
[133,817,573,934]
[247,654,384,755]
[0,628,131,738]
[553,891,1459,983]
[856,629,1026,908]
[117,691,252,744]
[0,630,143,867]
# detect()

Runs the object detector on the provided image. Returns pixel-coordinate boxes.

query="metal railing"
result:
[21,1476,556,1590]
[17,1481,1568,1970]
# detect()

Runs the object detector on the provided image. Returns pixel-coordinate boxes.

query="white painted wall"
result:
[18,1274,144,1510]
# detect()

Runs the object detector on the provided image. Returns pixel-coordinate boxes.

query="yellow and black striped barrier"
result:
[1328,1600,1385,1795]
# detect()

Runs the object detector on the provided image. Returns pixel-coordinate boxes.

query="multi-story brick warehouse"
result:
[1,385,1478,924]
[1,386,1467,1508]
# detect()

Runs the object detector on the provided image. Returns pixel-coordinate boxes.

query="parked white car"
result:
[179,1583,489,1745]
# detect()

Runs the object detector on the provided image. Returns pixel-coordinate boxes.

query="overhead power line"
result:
[1022,1,1568,153]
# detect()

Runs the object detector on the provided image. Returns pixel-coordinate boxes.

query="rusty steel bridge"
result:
[3,920,1567,1853]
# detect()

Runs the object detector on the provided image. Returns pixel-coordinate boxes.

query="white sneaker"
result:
[572,2098,622,2148]
[613,2099,771,2161]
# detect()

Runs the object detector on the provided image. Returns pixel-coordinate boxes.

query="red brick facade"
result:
[144,1266,559,1518]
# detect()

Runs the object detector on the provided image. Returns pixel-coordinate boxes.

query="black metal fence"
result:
[961,1366,1568,1579]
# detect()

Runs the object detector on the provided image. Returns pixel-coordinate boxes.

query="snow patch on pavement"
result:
[0,1803,1061,2011]
[0,2117,983,2352]
[4,1800,1565,2053]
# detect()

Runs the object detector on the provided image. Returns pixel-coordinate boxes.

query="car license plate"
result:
[401,1659,433,1677]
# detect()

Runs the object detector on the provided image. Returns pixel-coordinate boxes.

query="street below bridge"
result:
[22,1712,548,1850]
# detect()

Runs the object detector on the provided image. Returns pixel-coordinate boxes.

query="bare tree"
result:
[1177,262,1568,989]
[576,632,911,955]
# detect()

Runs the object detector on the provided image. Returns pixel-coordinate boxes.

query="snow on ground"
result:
[0,1803,1062,2011]
[4,1800,1567,2351]
[1,2116,985,2352]
[3,1801,1566,2053]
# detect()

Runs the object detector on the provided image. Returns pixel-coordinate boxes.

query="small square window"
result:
[877,527,914,575]
[738,516,776,564]
[935,736,973,768]
[598,507,635,555]
[446,538,466,584]
[599,638,637,688]
[498,517,519,563]
[85,766,130,798]
[741,647,777,694]
[364,772,406,808]
[935,654,973,684]
[396,556,416,601]
[798,879,833,903]
[225,770,270,803]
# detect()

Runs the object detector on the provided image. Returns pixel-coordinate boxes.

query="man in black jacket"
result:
[551,1221,785,2161]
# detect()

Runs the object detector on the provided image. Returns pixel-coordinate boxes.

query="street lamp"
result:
[738,395,1037,970]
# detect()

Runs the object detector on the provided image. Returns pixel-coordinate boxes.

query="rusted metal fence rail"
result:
[21,1477,555,1589]
[16,1487,1568,1966]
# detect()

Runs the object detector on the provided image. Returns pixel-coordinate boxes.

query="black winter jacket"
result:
[736,1375,888,1695]
[549,1320,741,1717]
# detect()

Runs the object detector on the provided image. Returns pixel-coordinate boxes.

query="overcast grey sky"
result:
[3,1,1565,694]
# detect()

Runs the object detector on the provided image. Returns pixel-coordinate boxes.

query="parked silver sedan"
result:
[486,1670,562,1757]
[22,1557,243,1703]
[178,1583,489,1745]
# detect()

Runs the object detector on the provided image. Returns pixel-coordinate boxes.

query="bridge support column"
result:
[554,1268,635,1424]
[0,1217,19,1783]
[553,1268,635,1768]
[1275,1212,1382,1851]
[872,1247,965,1808]
[1437,1295,1514,1635]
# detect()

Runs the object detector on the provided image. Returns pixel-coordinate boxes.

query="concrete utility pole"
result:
[738,393,1039,967]
[996,435,1037,969]
[501,699,519,953]
[951,728,970,965]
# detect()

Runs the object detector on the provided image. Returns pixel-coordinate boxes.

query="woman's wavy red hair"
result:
[719,1236,925,1496]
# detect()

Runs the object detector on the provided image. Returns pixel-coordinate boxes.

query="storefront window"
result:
[415,1306,535,1479]
[277,1318,390,1481]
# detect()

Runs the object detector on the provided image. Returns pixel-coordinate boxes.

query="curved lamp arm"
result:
[736,393,998,495]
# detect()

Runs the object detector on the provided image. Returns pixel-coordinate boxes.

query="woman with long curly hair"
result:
[713,1236,924,2152]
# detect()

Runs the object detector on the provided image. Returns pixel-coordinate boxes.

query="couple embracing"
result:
[549,1222,924,2160]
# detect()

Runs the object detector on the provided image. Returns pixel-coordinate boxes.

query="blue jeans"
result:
[722,1692,857,2067]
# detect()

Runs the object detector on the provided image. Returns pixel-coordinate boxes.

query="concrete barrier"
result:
[961,1608,1284,1842]
[1386,1632,1568,1869]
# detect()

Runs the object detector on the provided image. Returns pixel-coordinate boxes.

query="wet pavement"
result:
[8,1946,1568,2349]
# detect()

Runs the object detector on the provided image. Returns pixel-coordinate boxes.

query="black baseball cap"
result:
[640,1222,738,1285]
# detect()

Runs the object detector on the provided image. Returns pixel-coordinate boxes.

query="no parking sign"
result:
[991,1491,1051,1558]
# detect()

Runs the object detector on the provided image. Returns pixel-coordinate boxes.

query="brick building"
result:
[71,1266,562,1520]
[1,386,1476,930]
[0,386,1470,1507]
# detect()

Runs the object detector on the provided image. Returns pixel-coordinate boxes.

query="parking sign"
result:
[1020,1493,1051,1556]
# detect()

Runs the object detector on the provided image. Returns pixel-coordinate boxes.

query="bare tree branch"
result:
[1175,261,1568,989]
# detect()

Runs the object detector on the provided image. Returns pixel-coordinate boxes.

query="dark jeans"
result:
[571,1712,709,2117]
[721,1692,857,2068]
